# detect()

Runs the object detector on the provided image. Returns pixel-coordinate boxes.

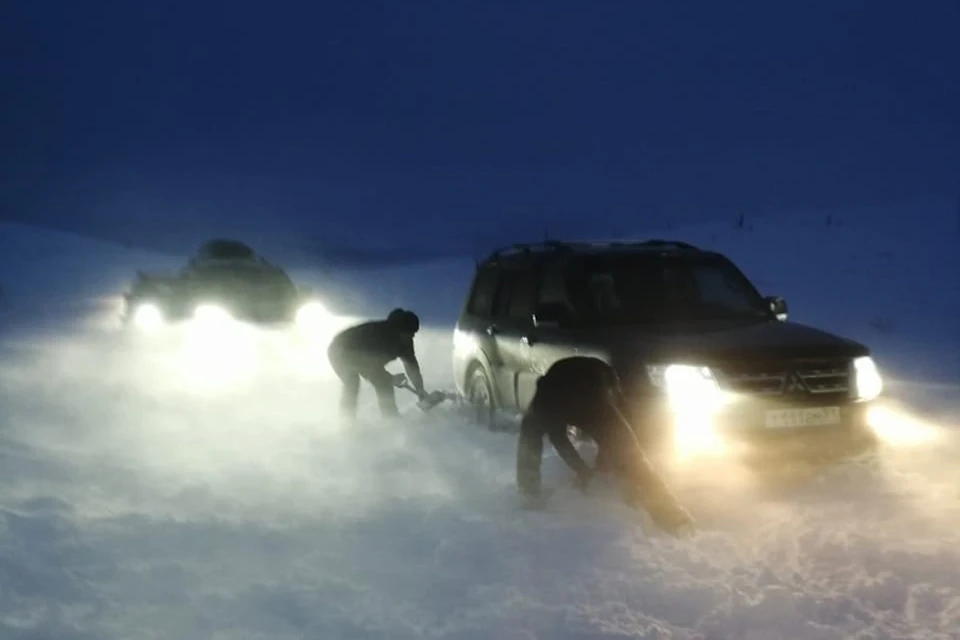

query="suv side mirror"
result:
[766,296,788,321]
[532,302,570,328]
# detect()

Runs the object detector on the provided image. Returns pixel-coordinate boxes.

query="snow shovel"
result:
[393,375,457,411]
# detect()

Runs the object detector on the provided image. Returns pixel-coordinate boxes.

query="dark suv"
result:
[451,240,882,466]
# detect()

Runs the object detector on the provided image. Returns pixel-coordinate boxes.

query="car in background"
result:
[122,238,329,332]
[451,239,883,470]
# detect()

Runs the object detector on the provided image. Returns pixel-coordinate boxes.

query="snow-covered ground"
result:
[1,204,959,639]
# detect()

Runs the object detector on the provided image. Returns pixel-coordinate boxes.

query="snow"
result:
[1,203,959,640]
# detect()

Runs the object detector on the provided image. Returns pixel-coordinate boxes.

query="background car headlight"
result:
[295,301,330,328]
[852,355,883,401]
[193,303,233,326]
[131,301,164,331]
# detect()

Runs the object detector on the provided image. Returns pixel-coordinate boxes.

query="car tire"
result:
[465,364,499,431]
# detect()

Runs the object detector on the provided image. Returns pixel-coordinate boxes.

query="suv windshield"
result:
[570,254,770,325]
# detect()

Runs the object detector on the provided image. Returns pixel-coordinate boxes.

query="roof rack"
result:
[604,239,701,251]
[480,240,578,262]
[478,238,701,265]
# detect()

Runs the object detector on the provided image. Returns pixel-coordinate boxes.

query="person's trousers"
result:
[589,403,694,532]
[524,392,693,532]
[328,350,399,419]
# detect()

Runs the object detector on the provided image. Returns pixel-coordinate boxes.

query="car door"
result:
[515,258,583,411]
[454,264,507,391]
[488,265,539,412]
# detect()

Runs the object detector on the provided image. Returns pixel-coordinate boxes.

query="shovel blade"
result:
[416,390,453,411]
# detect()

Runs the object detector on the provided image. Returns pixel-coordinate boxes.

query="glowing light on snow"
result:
[867,403,941,447]
[179,305,259,390]
[279,313,365,378]
[671,409,727,460]
[292,301,348,353]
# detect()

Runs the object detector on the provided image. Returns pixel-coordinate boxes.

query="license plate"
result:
[764,406,841,429]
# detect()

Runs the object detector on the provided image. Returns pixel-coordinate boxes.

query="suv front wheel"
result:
[465,365,501,431]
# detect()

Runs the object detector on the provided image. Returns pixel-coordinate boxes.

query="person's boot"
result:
[339,393,358,426]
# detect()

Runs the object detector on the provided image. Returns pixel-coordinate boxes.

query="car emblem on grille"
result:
[784,372,807,394]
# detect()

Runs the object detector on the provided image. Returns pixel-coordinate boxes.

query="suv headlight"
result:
[851,356,883,401]
[646,364,725,411]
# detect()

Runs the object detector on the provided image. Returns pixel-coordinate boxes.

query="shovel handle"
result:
[397,381,424,398]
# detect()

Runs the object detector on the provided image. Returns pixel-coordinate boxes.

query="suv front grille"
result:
[716,358,851,397]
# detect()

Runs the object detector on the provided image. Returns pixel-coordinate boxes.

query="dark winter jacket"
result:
[327,319,424,391]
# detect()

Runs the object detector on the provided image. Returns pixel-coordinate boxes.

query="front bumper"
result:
[718,395,870,441]
[630,393,877,463]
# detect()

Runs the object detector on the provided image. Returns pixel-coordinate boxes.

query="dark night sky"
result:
[3,0,958,256]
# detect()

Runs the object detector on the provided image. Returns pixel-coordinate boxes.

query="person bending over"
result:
[327,308,425,420]
[516,356,696,535]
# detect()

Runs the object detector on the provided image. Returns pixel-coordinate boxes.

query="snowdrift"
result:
[0,222,184,330]
[1,205,959,640]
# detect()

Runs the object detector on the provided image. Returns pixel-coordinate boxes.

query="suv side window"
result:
[490,271,511,318]
[692,266,758,313]
[537,262,567,306]
[504,267,538,321]
[537,261,578,314]
[467,266,499,317]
